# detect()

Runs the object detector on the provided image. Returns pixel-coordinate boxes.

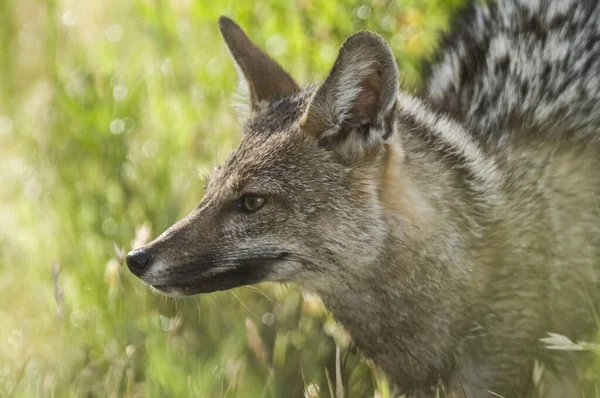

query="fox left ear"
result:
[301,31,399,160]
[218,16,300,118]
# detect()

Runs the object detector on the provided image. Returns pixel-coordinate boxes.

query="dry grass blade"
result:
[132,222,152,250]
[540,332,588,351]
[336,344,344,398]
[245,317,268,367]
[52,262,63,321]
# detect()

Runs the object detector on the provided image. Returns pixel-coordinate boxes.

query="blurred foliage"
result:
[5,0,595,397]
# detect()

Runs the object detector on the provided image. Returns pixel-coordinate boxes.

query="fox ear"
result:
[301,32,399,160]
[218,16,300,118]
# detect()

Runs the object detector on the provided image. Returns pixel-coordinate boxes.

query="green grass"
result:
[0,0,597,397]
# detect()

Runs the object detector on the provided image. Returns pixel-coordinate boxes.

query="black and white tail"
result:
[425,0,600,145]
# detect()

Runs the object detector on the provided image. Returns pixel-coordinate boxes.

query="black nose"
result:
[126,249,152,276]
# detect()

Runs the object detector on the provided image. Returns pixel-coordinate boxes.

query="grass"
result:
[0,0,598,397]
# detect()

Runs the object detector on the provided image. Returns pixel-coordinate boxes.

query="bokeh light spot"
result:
[356,5,371,20]
[110,119,125,134]
[113,85,128,101]
[62,10,77,26]
[106,24,123,42]
[266,34,288,57]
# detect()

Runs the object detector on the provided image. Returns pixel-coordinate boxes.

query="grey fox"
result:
[126,0,600,396]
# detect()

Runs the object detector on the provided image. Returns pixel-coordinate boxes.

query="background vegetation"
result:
[1,0,597,397]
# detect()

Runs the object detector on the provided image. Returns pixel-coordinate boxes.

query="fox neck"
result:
[313,92,495,387]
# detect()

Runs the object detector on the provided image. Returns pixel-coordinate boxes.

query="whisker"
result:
[230,290,261,321]
[241,286,283,310]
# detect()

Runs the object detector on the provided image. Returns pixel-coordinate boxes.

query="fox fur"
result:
[126,0,600,396]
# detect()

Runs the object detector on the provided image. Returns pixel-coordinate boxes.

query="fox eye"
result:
[233,194,266,213]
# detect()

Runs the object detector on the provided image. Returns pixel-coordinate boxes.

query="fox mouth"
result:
[149,268,269,295]
[142,256,288,296]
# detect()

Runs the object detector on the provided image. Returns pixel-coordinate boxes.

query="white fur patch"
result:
[333,57,377,122]
[397,92,504,197]
[231,60,251,122]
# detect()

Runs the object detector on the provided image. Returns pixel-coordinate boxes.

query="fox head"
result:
[126,16,401,296]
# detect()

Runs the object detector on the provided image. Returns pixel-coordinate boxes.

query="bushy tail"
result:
[424,0,600,145]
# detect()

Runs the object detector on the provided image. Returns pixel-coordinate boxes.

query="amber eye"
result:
[233,194,266,213]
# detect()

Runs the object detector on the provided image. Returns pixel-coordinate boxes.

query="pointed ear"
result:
[218,16,300,117]
[301,31,399,160]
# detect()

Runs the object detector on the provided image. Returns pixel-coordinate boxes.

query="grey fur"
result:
[127,1,600,396]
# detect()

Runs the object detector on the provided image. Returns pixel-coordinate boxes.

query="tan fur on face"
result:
[378,139,436,241]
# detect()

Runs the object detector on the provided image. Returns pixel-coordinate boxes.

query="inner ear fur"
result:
[301,31,399,146]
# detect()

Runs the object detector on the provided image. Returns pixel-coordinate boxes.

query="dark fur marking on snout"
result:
[151,252,287,295]
[277,251,290,260]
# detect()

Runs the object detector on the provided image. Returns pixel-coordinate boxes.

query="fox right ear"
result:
[301,31,399,162]
[218,16,300,119]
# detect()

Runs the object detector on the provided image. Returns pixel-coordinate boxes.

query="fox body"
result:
[126,0,600,396]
